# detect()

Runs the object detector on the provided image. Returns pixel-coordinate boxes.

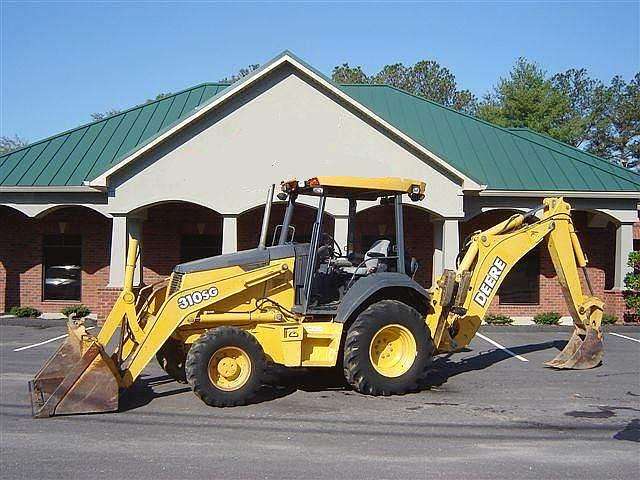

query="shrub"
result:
[8,306,42,318]
[484,314,514,325]
[533,311,561,325]
[624,251,640,315]
[601,313,618,325]
[60,305,91,319]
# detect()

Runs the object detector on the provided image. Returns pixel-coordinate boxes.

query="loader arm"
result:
[427,197,604,369]
[28,233,293,417]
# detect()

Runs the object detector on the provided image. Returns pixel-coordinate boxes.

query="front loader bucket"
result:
[544,326,604,370]
[28,320,119,418]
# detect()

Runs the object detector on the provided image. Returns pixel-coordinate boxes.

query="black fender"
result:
[334,272,431,324]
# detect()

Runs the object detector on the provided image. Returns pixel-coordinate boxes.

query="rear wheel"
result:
[185,326,266,407]
[343,300,433,396]
[156,338,187,383]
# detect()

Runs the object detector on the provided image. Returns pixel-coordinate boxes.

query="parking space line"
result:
[13,327,94,352]
[475,332,529,362]
[609,332,640,344]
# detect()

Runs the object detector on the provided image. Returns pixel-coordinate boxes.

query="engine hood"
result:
[173,243,308,274]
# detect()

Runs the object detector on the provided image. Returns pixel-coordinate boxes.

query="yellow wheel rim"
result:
[369,324,417,378]
[208,346,252,391]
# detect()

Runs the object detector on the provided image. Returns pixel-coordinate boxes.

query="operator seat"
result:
[340,239,392,276]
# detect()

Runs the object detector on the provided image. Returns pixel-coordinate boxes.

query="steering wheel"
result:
[323,233,343,258]
[317,233,342,261]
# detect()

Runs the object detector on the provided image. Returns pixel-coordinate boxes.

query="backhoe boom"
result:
[427,197,604,369]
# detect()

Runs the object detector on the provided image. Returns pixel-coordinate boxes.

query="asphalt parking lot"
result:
[1,323,638,480]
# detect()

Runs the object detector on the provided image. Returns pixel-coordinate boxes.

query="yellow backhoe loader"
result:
[29,176,604,417]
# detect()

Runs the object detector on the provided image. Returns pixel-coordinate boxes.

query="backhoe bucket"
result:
[544,326,603,370]
[28,320,119,418]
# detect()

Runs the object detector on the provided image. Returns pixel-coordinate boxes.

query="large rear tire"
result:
[343,300,433,396]
[156,338,187,383]
[186,326,266,407]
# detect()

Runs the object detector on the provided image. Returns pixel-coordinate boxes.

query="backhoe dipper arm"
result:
[429,197,604,370]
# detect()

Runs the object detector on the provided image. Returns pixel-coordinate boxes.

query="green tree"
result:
[332,63,370,84]
[624,251,640,318]
[476,58,574,142]
[0,134,29,155]
[587,74,640,170]
[402,60,476,113]
[332,59,476,113]
[219,64,260,83]
[90,109,122,121]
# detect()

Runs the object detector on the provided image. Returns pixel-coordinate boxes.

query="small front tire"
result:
[185,326,266,407]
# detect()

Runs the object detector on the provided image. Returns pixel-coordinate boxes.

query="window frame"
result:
[497,246,541,305]
[42,234,83,302]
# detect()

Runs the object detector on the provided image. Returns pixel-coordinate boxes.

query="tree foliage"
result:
[476,58,639,169]
[624,251,640,318]
[90,108,122,121]
[331,63,369,84]
[331,59,477,114]
[0,134,29,155]
[587,74,640,170]
[219,64,260,84]
[476,58,576,143]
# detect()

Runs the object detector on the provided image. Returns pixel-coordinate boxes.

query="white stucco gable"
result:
[105,62,467,218]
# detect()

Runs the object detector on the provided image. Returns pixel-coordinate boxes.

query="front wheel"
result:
[185,326,267,407]
[343,300,434,396]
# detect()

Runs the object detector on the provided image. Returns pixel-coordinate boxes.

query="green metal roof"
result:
[341,84,640,191]
[2,78,639,192]
[0,83,228,187]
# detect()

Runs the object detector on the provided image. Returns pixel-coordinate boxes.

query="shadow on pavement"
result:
[422,340,565,389]
[614,419,640,442]
[118,340,563,411]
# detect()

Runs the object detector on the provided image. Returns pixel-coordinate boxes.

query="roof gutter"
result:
[477,189,640,199]
[0,186,107,193]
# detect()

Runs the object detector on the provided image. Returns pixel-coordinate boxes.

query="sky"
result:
[1,1,638,142]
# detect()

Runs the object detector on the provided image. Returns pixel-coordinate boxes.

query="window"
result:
[180,235,222,263]
[498,247,540,304]
[43,235,82,301]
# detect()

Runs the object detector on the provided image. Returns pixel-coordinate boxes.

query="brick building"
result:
[1,52,638,321]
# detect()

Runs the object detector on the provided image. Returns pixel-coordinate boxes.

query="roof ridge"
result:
[507,127,640,180]
[380,84,640,188]
[0,82,229,160]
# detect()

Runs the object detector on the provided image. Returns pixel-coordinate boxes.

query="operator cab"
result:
[269,176,426,314]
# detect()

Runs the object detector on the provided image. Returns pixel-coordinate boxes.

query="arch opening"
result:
[355,204,434,287]
[133,201,224,285]
[237,202,334,252]
[0,205,111,313]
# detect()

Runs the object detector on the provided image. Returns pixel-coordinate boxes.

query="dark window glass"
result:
[43,235,82,301]
[180,235,222,263]
[498,247,540,304]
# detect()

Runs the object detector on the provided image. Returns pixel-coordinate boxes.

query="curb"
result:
[479,324,640,333]
[0,316,97,328]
